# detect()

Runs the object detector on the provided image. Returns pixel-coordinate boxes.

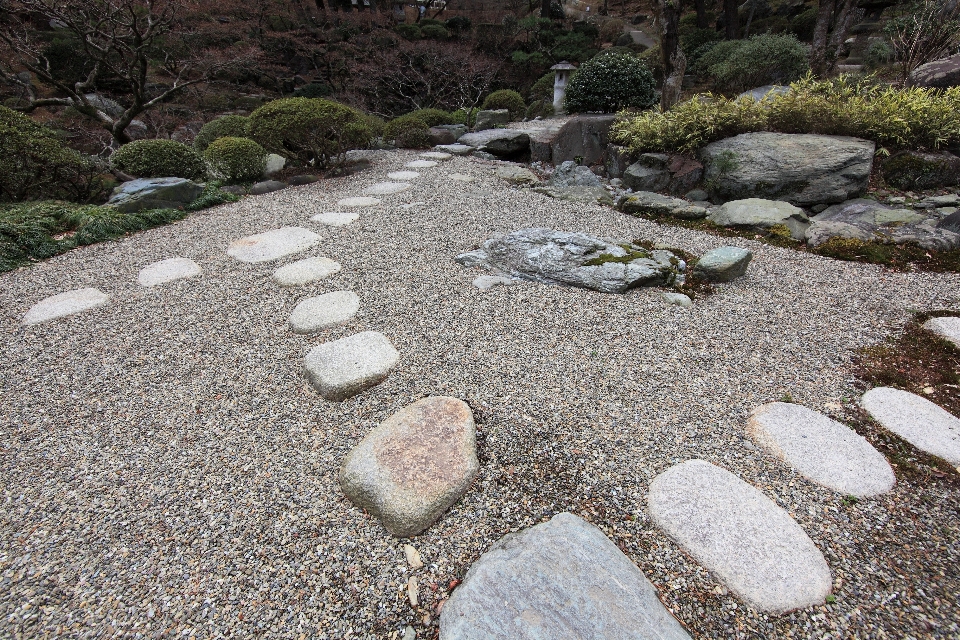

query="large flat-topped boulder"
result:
[549,114,617,166]
[747,402,895,497]
[304,331,399,401]
[648,460,832,613]
[804,198,960,250]
[227,227,321,263]
[22,288,110,325]
[617,191,707,220]
[457,129,530,159]
[107,177,203,213]
[340,396,479,537]
[138,257,202,287]
[861,387,960,467]
[923,316,960,348]
[709,198,810,240]
[440,512,691,640]
[701,133,874,206]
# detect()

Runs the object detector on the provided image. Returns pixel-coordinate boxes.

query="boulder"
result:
[340,396,479,537]
[910,53,960,88]
[709,198,810,239]
[622,163,670,192]
[701,132,875,206]
[474,109,511,131]
[428,127,457,146]
[248,180,287,195]
[805,199,960,250]
[495,165,541,186]
[604,144,636,179]
[939,210,960,234]
[880,151,960,190]
[288,174,319,186]
[263,153,286,177]
[549,160,601,187]
[550,114,618,166]
[533,185,614,205]
[457,129,531,159]
[692,246,752,282]
[618,192,708,219]
[527,120,568,163]
[107,177,203,213]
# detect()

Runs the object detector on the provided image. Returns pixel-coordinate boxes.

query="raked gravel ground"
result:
[1,150,959,639]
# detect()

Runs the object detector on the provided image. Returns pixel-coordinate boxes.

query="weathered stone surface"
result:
[341,396,478,537]
[304,331,399,401]
[534,185,613,205]
[420,151,452,161]
[550,114,617,166]
[363,182,411,195]
[623,162,670,192]
[311,211,359,227]
[603,144,635,179]
[648,460,832,613]
[939,210,960,233]
[456,228,677,293]
[618,192,707,219]
[289,291,360,334]
[449,173,476,182]
[923,316,960,348]
[272,257,341,286]
[428,127,456,145]
[474,108,511,131]
[138,257,202,287]
[434,143,474,156]
[660,292,693,307]
[495,165,541,186]
[862,387,960,467]
[701,133,875,206]
[709,198,810,240]
[388,171,420,180]
[404,160,438,169]
[440,512,691,640]
[107,177,203,213]
[738,85,791,101]
[549,160,601,187]
[227,227,321,263]
[22,288,110,325]
[473,275,515,290]
[338,196,381,207]
[287,174,319,186]
[692,246,752,282]
[880,151,960,190]
[457,129,531,159]
[747,403,895,497]
[248,180,287,195]
[804,199,960,250]
[910,52,960,88]
[263,153,286,176]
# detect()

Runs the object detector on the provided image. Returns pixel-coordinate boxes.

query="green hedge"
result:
[384,115,430,148]
[693,34,809,94]
[406,108,454,127]
[481,90,526,120]
[194,115,250,151]
[203,137,267,183]
[565,52,658,113]
[111,139,207,181]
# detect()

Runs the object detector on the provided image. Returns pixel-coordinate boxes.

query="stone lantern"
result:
[550,61,577,114]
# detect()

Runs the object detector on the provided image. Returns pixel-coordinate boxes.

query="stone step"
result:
[337,196,381,208]
[363,182,411,196]
[304,331,399,401]
[311,211,359,227]
[227,227,321,263]
[289,291,360,334]
[272,257,341,287]
[138,257,202,287]
[22,288,109,325]
[405,160,438,169]
[861,387,960,467]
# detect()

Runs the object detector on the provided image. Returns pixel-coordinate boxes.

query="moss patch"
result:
[583,244,650,266]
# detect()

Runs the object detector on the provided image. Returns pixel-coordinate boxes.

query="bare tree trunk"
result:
[542,0,552,18]
[743,0,756,37]
[723,0,739,38]
[695,0,709,28]
[810,0,835,76]
[825,0,860,71]
[660,0,685,109]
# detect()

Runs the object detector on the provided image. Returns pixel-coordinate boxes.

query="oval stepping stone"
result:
[862,387,960,466]
[272,257,341,287]
[289,291,360,334]
[404,160,438,169]
[440,512,691,639]
[341,396,480,537]
[747,402,895,497]
[311,211,359,227]
[227,227,320,263]
[473,275,514,290]
[138,257,201,287]
[387,171,420,180]
[923,316,960,348]
[22,288,109,325]
[420,151,452,161]
[304,331,399,401]
[449,173,475,183]
[337,196,381,208]
[648,460,832,614]
[363,181,412,196]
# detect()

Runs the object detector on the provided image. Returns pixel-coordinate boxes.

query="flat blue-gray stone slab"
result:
[861,387,960,467]
[648,460,831,614]
[227,227,321,263]
[138,257,202,287]
[440,512,691,640]
[22,288,110,325]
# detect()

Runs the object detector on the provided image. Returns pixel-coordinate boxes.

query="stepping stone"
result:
[861,387,960,466]
[420,151,452,161]
[272,257,341,287]
[22,288,110,325]
[138,257,202,287]
[363,181,412,196]
[405,160,438,169]
[449,173,475,183]
[337,196,381,208]
[648,460,832,614]
[388,171,420,180]
[311,211,359,227]
[289,291,360,334]
[473,275,514,290]
[923,316,960,348]
[747,402,895,497]
[304,331,399,401]
[440,512,691,639]
[340,396,479,537]
[227,227,321,263]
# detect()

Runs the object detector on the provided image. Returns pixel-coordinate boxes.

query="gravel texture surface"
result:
[2,150,960,639]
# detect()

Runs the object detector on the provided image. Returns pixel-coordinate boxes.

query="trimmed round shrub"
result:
[525,99,555,120]
[363,114,386,140]
[247,98,372,168]
[194,115,250,151]
[681,27,722,60]
[395,24,422,40]
[564,52,658,113]
[384,115,430,148]
[450,108,479,127]
[111,139,206,180]
[702,34,809,94]
[445,16,472,33]
[529,72,556,102]
[481,89,526,120]
[203,137,267,183]
[421,24,451,39]
[406,108,454,127]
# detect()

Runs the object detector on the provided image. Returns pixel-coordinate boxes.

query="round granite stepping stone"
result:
[440,512,691,640]
[404,160,438,169]
[861,387,960,466]
[311,211,359,227]
[747,402,895,497]
[363,182,412,196]
[341,396,479,537]
[337,196,381,208]
[227,227,321,263]
[449,173,475,183]
[648,460,831,614]
[923,316,960,348]
[138,257,202,287]
[289,291,360,334]
[388,171,420,180]
[420,151,452,161]
[272,257,342,287]
[22,288,110,325]
[304,331,399,401]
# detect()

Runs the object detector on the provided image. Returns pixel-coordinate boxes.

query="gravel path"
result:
[2,150,959,639]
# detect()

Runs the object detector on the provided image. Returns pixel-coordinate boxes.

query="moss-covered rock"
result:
[881,151,960,190]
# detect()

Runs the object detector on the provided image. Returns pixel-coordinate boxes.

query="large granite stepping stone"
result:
[340,396,479,537]
[304,331,399,401]
[289,291,360,334]
[648,460,831,613]
[405,160,438,169]
[388,171,420,180]
[272,257,341,287]
[311,211,359,227]
[747,402,895,497]
[420,151,452,161]
[440,512,691,639]
[22,288,110,325]
[227,227,320,263]
[138,257,202,287]
[363,182,411,195]
[923,316,960,348]
[862,387,960,466]
[337,196,381,208]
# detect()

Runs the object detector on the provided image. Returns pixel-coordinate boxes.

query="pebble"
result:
[304,331,399,401]
[861,387,960,466]
[660,292,693,308]
[288,291,360,334]
[227,227,321,263]
[137,257,202,287]
[310,211,360,227]
[404,544,423,569]
[21,288,110,325]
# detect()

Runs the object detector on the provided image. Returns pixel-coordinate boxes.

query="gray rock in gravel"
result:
[747,402,895,497]
[440,512,691,640]
[495,165,541,186]
[304,331,399,401]
[710,198,810,239]
[622,162,670,192]
[648,460,832,614]
[660,292,693,308]
[138,257,202,287]
[686,189,709,202]
[473,275,515,290]
[341,396,478,537]
[289,291,360,334]
[534,185,613,205]
[248,180,287,195]
[549,160,601,187]
[263,153,286,176]
[861,387,960,467]
[429,126,457,146]
[692,246,752,282]
[804,220,875,247]
[923,194,960,207]
[227,227,321,263]
[22,288,110,325]
[473,108,510,131]
[458,129,530,159]
[107,177,203,213]
[803,198,960,249]
[272,257,341,286]
[434,143,474,156]
[618,191,707,219]
[923,316,960,348]
[456,228,677,293]
[287,174,319,186]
